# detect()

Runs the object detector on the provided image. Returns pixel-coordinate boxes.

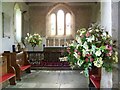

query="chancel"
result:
[0,0,119,89]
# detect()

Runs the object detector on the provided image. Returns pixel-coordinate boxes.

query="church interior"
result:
[0,0,119,89]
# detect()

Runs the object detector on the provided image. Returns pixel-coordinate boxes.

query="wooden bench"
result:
[4,51,31,81]
[89,67,101,90]
[0,55,16,85]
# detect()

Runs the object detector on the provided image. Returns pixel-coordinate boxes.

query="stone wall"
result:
[29,3,100,37]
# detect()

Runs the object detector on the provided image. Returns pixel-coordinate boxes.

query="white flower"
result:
[76,36,82,45]
[80,71,84,74]
[95,29,99,32]
[95,50,101,56]
[74,52,80,59]
[69,43,74,46]
[87,35,95,42]
[93,57,103,67]
[77,60,84,66]
[114,51,118,63]
[83,42,88,50]
[64,57,68,61]
[91,45,96,53]
[89,30,92,33]
[103,32,107,36]
[82,49,87,57]
[25,37,28,40]
[27,33,30,36]
[76,44,81,49]
[69,41,77,47]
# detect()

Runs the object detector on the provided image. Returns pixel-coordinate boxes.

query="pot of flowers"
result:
[25,33,42,51]
[66,23,118,77]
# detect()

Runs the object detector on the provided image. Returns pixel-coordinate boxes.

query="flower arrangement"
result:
[66,23,118,77]
[25,33,42,50]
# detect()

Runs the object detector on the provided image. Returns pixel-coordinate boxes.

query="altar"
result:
[27,46,69,68]
[44,46,67,61]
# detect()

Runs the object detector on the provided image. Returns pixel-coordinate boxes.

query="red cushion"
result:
[20,65,31,71]
[0,73,15,83]
[90,75,100,88]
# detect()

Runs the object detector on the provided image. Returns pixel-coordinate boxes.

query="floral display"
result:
[66,23,118,77]
[25,33,42,50]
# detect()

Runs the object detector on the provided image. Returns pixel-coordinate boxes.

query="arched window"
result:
[51,13,56,35]
[14,3,22,43]
[46,4,75,38]
[57,10,64,36]
[66,13,71,35]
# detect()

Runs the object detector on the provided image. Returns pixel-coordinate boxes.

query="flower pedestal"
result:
[88,67,101,89]
[100,67,112,89]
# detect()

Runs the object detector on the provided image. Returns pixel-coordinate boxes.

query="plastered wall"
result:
[1,2,29,52]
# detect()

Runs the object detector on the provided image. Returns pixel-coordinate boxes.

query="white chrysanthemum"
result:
[93,57,103,67]
[95,50,101,56]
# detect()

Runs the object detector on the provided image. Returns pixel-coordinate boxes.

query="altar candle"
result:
[58,39,60,46]
[64,37,66,46]
[48,40,49,46]
[53,38,55,46]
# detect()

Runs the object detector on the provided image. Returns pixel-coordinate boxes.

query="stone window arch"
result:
[46,3,75,39]
[14,3,22,43]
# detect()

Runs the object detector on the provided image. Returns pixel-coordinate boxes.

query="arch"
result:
[51,13,56,35]
[46,3,75,38]
[66,13,71,35]
[14,3,22,43]
[57,10,64,35]
[47,3,74,16]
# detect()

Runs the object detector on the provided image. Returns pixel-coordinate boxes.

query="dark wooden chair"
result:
[0,55,16,86]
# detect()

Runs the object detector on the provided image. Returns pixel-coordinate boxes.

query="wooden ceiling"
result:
[26,2,98,6]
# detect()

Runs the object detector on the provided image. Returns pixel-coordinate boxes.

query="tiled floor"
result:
[6,70,89,89]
